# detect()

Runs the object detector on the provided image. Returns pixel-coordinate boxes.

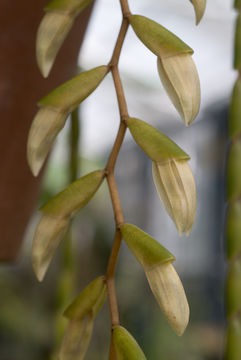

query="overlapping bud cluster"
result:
[27,0,209,358]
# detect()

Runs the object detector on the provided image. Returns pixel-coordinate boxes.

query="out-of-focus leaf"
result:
[41,170,105,216]
[38,66,108,109]
[32,214,70,281]
[234,14,241,69]
[189,0,206,25]
[226,201,241,260]
[229,77,241,138]
[64,276,107,320]
[227,262,241,317]
[113,326,147,360]
[157,55,200,126]
[120,224,175,268]
[27,107,68,176]
[129,15,193,58]
[59,312,94,360]
[226,316,241,360]
[227,140,241,201]
[234,0,241,10]
[127,117,189,163]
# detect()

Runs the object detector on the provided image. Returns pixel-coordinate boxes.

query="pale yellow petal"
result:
[152,160,196,235]
[146,262,189,336]
[157,54,200,125]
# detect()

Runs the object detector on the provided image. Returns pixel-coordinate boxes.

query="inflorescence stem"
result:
[105,2,131,358]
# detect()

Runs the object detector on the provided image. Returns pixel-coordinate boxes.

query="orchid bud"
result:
[37,0,94,77]
[129,15,200,125]
[120,224,189,336]
[27,66,108,176]
[60,276,107,360]
[152,159,196,235]
[59,312,94,360]
[157,55,200,126]
[32,170,105,281]
[146,262,189,336]
[113,326,147,359]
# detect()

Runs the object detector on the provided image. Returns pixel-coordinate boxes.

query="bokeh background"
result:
[0,0,235,359]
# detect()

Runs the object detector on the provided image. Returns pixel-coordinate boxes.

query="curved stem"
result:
[104,2,131,356]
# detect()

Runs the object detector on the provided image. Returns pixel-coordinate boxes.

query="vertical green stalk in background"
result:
[225,2,241,359]
[51,106,80,359]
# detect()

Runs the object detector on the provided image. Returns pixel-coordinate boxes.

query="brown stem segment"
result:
[104,2,131,356]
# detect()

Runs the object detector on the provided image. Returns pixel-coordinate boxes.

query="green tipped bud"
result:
[32,171,104,281]
[32,214,70,282]
[129,15,193,59]
[64,276,107,320]
[129,15,200,124]
[189,0,206,25]
[227,140,241,201]
[152,160,196,235]
[59,312,94,360]
[37,0,94,77]
[27,107,68,176]
[120,224,175,268]
[120,224,189,335]
[113,326,147,360]
[27,66,108,175]
[38,66,108,110]
[146,262,189,336]
[157,55,200,126]
[126,117,190,163]
[226,200,241,260]
[229,77,241,138]
[41,170,105,217]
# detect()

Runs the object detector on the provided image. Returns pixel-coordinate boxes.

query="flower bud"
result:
[32,170,104,281]
[59,312,94,360]
[27,106,68,176]
[120,224,189,335]
[157,55,200,126]
[36,11,74,78]
[152,159,196,235]
[146,262,189,336]
[113,326,147,359]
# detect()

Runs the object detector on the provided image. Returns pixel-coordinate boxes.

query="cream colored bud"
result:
[145,262,189,336]
[59,312,94,360]
[157,54,200,126]
[36,11,74,78]
[27,106,68,176]
[32,214,69,282]
[152,159,196,235]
